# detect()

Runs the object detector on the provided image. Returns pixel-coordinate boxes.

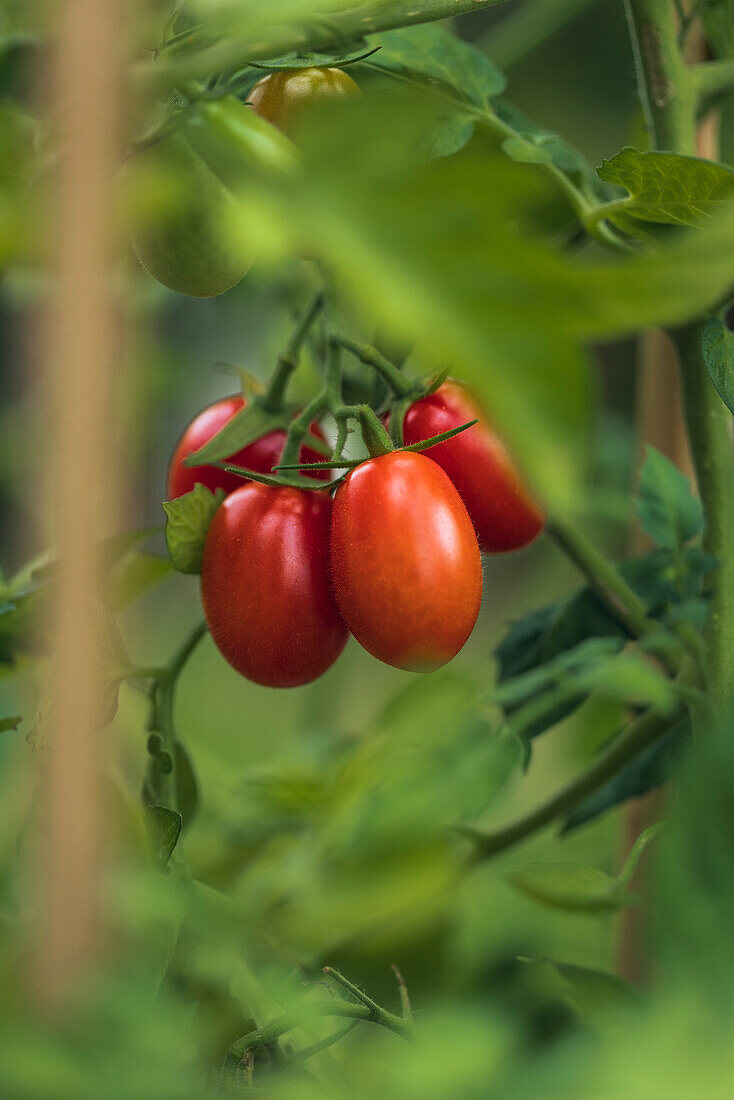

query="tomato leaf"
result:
[702,315,734,415]
[163,484,225,575]
[597,147,734,228]
[106,552,174,612]
[637,446,703,549]
[519,957,637,1024]
[0,716,21,733]
[145,805,182,865]
[507,861,636,914]
[366,24,506,111]
[562,718,690,833]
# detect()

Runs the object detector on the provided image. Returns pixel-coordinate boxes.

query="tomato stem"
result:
[330,333,415,399]
[262,291,324,412]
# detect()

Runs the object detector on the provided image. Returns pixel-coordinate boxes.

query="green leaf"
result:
[563,718,690,833]
[184,401,291,467]
[247,43,377,71]
[519,957,637,1024]
[366,23,506,111]
[0,716,21,733]
[702,315,734,415]
[106,551,174,612]
[637,446,703,549]
[597,147,734,227]
[507,861,636,914]
[163,484,225,575]
[571,652,676,713]
[145,805,182,865]
[494,98,604,199]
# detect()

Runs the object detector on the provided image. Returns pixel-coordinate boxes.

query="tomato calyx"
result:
[272,418,479,474]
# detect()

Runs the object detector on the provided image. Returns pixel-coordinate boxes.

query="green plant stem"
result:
[463,706,682,862]
[224,996,414,1069]
[138,0,511,89]
[691,58,734,103]
[546,516,679,671]
[262,292,324,411]
[147,621,207,811]
[625,2,734,707]
[624,0,697,153]
[672,323,734,707]
[331,334,415,398]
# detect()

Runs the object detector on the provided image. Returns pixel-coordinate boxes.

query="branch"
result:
[461,706,682,862]
[136,0,511,91]
[672,323,734,708]
[691,57,734,104]
[624,0,697,153]
[546,516,681,673]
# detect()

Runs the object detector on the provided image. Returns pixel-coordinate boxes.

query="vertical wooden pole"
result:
[38,0,121,1008]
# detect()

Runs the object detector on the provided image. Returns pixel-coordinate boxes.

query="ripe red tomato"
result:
[249,67,359,136]
[330,451,482,672]
[398,384,544,553]
[167,395,327,499]
[201,483,347,687]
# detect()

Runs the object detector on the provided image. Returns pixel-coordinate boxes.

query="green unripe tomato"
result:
[249,67,359,136]
[128,130,254,298]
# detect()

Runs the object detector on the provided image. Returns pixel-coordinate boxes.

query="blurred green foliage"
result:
[1,1,734,1097]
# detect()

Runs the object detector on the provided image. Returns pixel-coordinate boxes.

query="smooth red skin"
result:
[397,384,545,554]
[249,68,359,136]
[167,395,327,500]
[201,483,347,688]
[330,451,482,672]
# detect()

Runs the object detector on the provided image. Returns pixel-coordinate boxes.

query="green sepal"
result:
[399,418,478,453]
[222,463,333,491]
[184,399,293,467]
[276,419,479,473]
[163,484,225,574]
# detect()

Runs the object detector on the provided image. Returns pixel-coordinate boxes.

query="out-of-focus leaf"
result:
[163,484,225,574]
[702,315,734,415]
[563,718,691,832]
[636,446,703,549]
[145,805,182,865]
[0,715,21,733]
[27,601,130,751]
[507,861,635,914]
[106,551,174,612]
[598,148,734,228]
[520,957,638,1023]
[700,0,734,59]
[366,23,506,108]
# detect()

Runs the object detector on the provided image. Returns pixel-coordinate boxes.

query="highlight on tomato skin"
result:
[201,483,348,688]
[166,395,328,500]
[330,450,483,673]
[248,67,360,136]
[398,383,545,554]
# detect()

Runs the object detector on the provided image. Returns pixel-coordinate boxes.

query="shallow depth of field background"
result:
[1,2,733,1098]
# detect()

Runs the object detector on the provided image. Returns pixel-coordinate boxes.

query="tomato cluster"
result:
[170,382,542,688]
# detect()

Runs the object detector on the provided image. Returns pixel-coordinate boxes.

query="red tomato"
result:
[201,483,347,687]
[330,451,482,672]
[397,384,544,553]
[167,395,327,499]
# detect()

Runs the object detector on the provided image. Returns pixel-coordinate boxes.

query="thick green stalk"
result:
[624,0,697,153]
[673,323,734,707]
[626,1,734,706]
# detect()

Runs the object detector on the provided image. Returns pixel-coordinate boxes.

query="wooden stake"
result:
[37,0,122,1009]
